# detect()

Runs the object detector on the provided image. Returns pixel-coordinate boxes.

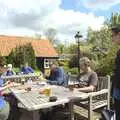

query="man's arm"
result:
[78,72,98,92]
[77,85,95,92]
[0,82,12,92]
[0,85,9,91]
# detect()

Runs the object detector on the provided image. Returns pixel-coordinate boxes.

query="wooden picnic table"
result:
[9,82,89,120]
[1,74,39,80]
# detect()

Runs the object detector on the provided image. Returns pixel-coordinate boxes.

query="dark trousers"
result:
[114,99,120,120]
[5,93,21,120]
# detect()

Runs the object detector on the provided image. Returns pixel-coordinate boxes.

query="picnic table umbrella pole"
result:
[74,31,83,81]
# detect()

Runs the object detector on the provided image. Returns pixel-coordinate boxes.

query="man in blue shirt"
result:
[47,62,67,86]
[21,63,34,74]
[0,64,10,120]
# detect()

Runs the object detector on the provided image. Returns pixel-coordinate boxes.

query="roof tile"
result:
[0,35,58,57]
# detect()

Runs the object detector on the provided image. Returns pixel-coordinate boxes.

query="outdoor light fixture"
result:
[74,31,82,78]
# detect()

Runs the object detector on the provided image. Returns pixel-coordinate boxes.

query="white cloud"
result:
[0,0,105,43]
[82,0,120,10]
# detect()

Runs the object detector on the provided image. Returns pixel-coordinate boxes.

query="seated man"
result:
[1,65,21,120]
[77,57,98,92]
[0,64,11,120]
[47,62,66,86]
[21,63,34,74]
[4,64,16,76]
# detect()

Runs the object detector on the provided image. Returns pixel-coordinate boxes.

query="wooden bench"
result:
[1,74,40,83]
[68,75,110,120]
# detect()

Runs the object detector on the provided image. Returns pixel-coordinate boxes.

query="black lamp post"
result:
[74,31,82,77]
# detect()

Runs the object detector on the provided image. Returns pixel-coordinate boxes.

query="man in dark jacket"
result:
[111,24,120,120]
[47,62,66,86]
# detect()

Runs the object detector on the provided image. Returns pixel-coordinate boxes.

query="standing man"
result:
[111,24,120,120]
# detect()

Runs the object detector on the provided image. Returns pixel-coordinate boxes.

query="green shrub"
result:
[8,43,36,68]
[0,54,7,65]
[67,67,78,74]
[96,45,120,76]
[13,68,20,73]
[69,55,78,68]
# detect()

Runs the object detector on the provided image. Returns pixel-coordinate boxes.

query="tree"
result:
[0,53,6,65]
[8,43,36,68]
[65,44,77,54]
[96,45,120,75]
[69,55,78,68]
[25,43,36,68]
[105,12,120,27]
[86,12,120,75]
[56,44,65,54]
[88,27,111,50]
[45,28,57,45]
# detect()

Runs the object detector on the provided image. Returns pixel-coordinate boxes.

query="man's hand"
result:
[0,81,13,91]
[6,82,13,88]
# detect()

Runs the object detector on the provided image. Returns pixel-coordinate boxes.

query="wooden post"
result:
[88,95,92,120]
[107,75,110,109]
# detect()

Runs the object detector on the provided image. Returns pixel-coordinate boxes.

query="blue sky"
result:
[60,0,120,19]
[0,0,119,43]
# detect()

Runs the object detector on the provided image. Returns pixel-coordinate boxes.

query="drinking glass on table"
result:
[39,87,51,96]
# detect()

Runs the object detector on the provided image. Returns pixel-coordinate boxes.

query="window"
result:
[44,59,49,68]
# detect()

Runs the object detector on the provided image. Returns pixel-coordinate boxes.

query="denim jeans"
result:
[0,102,10,120]
[114,99,120,120]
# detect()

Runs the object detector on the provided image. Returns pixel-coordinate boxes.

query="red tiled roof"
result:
[0,35,58,57]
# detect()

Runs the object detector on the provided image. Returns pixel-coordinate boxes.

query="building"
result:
[0,35,59,73]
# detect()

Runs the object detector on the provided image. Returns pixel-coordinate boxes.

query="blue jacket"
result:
[21,66,34,74]
[48,67,66,85]
[6,70,15,76]
[0,78,5,109]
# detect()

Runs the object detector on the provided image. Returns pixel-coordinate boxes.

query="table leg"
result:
[19,110,40,120]
[32,110,40,120]
[69,102,74,120]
